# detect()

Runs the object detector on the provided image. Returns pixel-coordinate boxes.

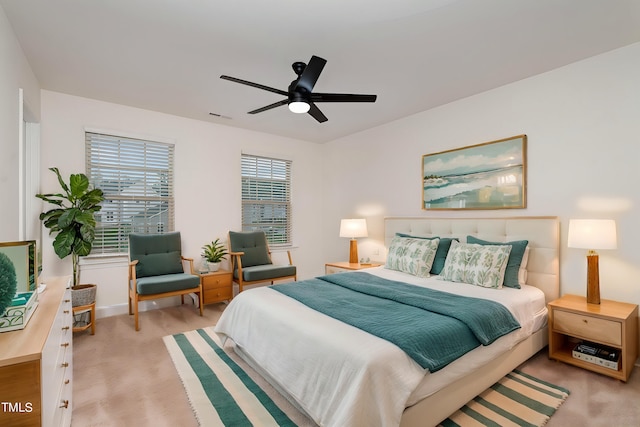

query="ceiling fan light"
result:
[289,101,310,114]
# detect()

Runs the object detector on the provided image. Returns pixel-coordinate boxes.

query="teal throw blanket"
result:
[272,272,520,372]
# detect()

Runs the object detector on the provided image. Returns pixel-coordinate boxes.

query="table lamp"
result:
[567,219,617,304]
[339,219,368,264]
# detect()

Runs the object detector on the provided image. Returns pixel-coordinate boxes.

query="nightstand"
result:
[548,294,638,381]
[199,269,233,305]
[325,261,383,275]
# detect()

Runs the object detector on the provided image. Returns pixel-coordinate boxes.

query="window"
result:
[86,132,175,254]
[241,154,292,246]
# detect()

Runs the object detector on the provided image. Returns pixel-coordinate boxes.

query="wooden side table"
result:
[200,269,233,305]
[325,261,383,275]
[548,294,638,381]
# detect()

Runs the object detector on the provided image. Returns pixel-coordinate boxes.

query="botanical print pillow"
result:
[385,236,440,277]
[440,241,512,288]
[466,236,529,289]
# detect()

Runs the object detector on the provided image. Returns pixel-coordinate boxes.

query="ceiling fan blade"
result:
[295,55,327,93]
[220,75,288,96]
[248,99,288,114]
[311,93,377,103]
[307,102,328,123]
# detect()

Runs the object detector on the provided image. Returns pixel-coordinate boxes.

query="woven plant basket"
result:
[72,284,97,307]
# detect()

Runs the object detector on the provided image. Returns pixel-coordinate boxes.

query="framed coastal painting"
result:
[422,135,527,210]
[0,240,38,292]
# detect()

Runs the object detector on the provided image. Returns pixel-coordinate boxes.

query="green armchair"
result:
[128,232,203,331]
[229,230,297,293]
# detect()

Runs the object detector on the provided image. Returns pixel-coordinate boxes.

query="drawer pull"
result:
[60,400,69,409]
[64,299,71,303]
[583,319,588,324]
[62,326,70,331]
[64,379,70,385]
[61,342,70,347]
[61,362,69,368]
[63,310,70,314]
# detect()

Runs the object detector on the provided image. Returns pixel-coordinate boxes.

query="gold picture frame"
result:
[422,135,527,210]
[0,240,38,292]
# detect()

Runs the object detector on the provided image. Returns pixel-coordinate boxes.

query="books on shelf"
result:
[572,341,620,370]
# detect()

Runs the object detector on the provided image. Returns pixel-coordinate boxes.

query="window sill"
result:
[79,253,128,267]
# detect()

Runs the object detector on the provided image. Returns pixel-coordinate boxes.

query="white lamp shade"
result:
[288,101,310,114]
[568,219,617,250]
[339,219,368,239]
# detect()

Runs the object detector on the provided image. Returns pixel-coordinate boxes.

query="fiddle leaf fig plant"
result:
[36,167,105,287]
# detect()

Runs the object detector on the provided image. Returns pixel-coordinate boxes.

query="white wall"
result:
[0,6,41,241]
[323,43,640,310]
[40,91,325,315]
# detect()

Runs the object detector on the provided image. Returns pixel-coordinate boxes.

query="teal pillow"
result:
[466,236,529,289]
[395,233,458,275]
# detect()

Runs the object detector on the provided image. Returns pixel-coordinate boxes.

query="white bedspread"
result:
[214,268,546,427]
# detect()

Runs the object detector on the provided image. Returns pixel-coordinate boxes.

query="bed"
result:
[214,216,560,427]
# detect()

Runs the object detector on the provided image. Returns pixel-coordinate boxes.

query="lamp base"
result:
[586,253,600,304]
[349,239,359,264]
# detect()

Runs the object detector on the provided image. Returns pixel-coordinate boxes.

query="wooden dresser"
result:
[0,276,73,427]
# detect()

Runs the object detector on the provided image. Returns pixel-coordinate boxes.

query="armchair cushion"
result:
[235,264,297,282]
[229,231,272,268]
[134,273,200,295]
[129,232,184,278]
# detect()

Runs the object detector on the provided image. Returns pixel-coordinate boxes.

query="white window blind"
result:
[241,154,292,246]
[86,132,175,254]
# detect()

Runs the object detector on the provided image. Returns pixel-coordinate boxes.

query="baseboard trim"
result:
[95,296,187,319]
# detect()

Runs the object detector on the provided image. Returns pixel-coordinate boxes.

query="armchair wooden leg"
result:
[198,290,204,316]
[128,290,133,315]
[134,295,140,331]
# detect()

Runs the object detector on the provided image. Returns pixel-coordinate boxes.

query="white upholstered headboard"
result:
[384,216,560,303]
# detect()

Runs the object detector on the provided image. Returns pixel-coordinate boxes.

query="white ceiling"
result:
[3,0,640,143]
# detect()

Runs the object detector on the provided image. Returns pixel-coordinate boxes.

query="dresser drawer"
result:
[202,274,232,290]
[553,309,621,346]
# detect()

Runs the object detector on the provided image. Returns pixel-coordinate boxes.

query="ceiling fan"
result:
[220,55,377,123]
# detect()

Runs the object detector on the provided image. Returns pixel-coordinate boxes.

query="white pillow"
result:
[385,236,440,277]
[440,240,512,288]
[518,245,530,285]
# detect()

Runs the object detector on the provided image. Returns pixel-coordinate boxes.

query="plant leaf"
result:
[69,173,90,199]
[50,167,71,197]
[58,208,79,229]
[74,238,92,256]
[53,229,75,259]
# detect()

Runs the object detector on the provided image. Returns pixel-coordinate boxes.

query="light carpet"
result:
[164,327,569,427]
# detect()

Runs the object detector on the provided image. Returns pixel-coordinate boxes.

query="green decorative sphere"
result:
[0,252,17,316]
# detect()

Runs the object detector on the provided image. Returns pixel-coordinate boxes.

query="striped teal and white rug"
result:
[163,327,304,426]
[165,327,569,427]
[439,370,570,427]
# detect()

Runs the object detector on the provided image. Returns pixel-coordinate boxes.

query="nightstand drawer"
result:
[553,310,621,346]
[203,286,233,303]
[202,275,232,290]
[325,266,347,274]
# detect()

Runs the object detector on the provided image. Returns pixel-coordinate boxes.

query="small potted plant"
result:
[202,238,228,272]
